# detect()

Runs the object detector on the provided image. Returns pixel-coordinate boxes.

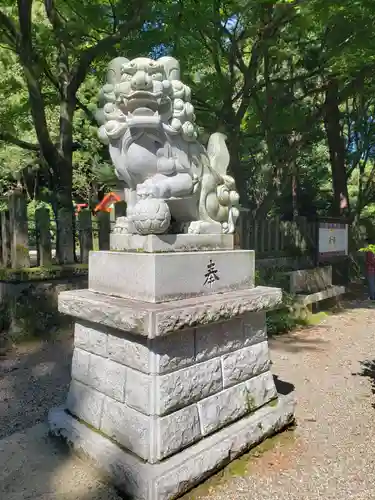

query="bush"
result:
[256,265,312,335]
[266,309,301,335]
[255,265,292,289]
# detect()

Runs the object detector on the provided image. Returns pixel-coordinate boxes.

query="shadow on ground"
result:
[0,331,124,500]
[268,284,375,354]
[269,327,330,353]
[273,375,295,396]
[0,332,73,439]
[0,422,123,500]
[356,359,375,408]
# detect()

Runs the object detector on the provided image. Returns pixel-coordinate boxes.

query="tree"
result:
[0,0,152,262]
[163,0,375,217]
[162,0,309,213]
[302,0,375,215]
[2,0,375,235]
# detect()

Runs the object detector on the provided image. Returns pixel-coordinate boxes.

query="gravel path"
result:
[2,301,375,499]
[184,299,375,500]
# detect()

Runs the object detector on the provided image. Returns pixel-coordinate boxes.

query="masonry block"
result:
[66,380,104,429]
[221,341,270,388]
[100,397,151,461]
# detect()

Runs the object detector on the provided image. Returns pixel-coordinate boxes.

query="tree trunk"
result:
[19,54,76,263]
[226,130,250,208]
[324,79,350,216]
[54,97,75,264]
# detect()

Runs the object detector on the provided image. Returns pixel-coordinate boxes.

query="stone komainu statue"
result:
[96,56,240,235]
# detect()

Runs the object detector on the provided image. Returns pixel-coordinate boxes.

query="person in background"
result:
[365,239,375,300]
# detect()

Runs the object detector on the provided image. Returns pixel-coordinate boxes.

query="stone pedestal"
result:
[49,235,295,500]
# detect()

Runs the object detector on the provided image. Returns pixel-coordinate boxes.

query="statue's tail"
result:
[206,132,230,176]
[202,132,240,233]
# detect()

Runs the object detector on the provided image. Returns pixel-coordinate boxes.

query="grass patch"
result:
[268,398,279,408]
[305,311,329,325]
[267,306,329,336]
[0,264,88,282]
[181,427,296,499]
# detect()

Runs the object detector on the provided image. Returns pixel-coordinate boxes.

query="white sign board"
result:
[318,222,348,259]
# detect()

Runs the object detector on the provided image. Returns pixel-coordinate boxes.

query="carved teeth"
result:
[132,107,156,116]
[127,98,158,113]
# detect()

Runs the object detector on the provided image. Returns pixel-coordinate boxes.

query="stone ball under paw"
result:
[131,198,171,235]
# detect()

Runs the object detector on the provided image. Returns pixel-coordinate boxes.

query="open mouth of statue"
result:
[125,97,160,128]
[127,99,158,114]
[124,92,170,127]
[126,91,162,114]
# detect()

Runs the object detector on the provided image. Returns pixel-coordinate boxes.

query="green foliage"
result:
[359,244,375,254]
[256,265,302,333]
[266,309,301,335]
[0,0,159,262]
[1,0,375,222]
[255,265,291,289]
[0,264,88,282]
[165,0,375,216]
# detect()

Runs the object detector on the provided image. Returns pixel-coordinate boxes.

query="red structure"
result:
[74,203,88,216]
[94,192,121,213]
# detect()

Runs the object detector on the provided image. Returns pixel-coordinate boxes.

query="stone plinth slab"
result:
[197,371,277,436]
[289,266,332,294]
[49,394,295,500]
[89,250,254,303]
[57,283,290,473]
[295,285,345,305]
[58,286,282,338]
[110,233,234,253]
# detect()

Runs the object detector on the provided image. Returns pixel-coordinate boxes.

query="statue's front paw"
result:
[188,220,223,235]
[187,221,202,234]
[221,222,230,234]
[113,216,134,234]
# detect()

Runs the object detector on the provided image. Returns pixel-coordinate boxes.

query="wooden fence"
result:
[0,191,318,270]
[239,212,317,258]
[0,191,120,269]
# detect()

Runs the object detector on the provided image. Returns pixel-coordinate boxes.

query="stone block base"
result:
[49,393,295,500]
[89,249,254,303]
[295,285,345,306]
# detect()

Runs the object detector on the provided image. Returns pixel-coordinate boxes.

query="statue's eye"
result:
[121,62,136,75]
[152,73,162,81]
[121,73,132,81]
